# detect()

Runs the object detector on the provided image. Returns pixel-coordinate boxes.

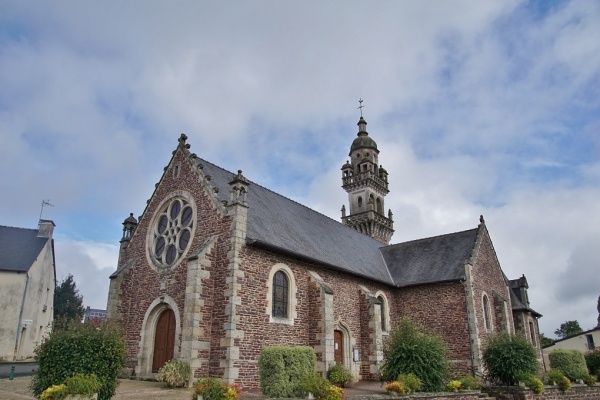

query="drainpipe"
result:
[461,277,476,375]
[14,272,30,361]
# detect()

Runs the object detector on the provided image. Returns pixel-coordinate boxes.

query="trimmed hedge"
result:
[549,349,588,380]
[31,319,126,400]
[258,346,316,397]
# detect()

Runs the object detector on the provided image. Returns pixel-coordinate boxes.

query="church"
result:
[107,116,543,388]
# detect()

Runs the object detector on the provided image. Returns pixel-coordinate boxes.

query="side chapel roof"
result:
[0,225,49,272]
[194,157,479,287]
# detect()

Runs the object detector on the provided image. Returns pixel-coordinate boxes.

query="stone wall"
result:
[484,384,600,400]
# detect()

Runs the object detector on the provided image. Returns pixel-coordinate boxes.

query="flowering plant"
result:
[384,381,406,395]
[446,380,462,391]
[40,384,67,400]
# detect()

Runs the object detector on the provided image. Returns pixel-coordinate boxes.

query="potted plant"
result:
[40,374,101,400]
[193,377,241,400]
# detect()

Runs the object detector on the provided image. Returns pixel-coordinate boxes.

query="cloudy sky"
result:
[1,1,599,338]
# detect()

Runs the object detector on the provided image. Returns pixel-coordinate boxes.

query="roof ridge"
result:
[196,157,385,246]
[385,227,479,248]
[0,224,37,232]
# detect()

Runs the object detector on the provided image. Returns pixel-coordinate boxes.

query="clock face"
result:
[149,195,195,269]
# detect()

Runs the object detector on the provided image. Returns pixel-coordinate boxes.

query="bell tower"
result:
[341,112,394,244]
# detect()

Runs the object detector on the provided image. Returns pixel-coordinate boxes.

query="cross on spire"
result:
[358,98,364,117]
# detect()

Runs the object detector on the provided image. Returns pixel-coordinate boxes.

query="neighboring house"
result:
[0,220,56,361]
[83,306,107,325]
[108,117,542,388]
[542,326,600,366]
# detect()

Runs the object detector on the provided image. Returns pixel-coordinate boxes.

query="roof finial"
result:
[358,98,364,117]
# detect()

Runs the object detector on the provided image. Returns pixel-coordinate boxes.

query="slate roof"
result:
[196,158,480,287]
[0,225,49,272]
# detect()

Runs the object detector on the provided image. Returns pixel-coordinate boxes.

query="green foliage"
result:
[299,374,343,400]
[585,348,600,376]
[545,368,566,385]
[548,349,588,380]
[258,346,316,397]
[64,373,101,395]
[326,363,352,387]
[459,374,482,390]
[192,378,241,400]
[482,332,539,385]
[517,372,544,394]
[31,319,126,400]
[554,320,583,339]
[53,274,85,321]
[397,373,422,393]
[157,359,191,388]
[380,318,448,392]
[445,380,461,391]
[539,333,555,348]
[583,374,596,386]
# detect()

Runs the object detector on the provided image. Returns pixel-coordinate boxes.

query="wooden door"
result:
[152,309,176,372]
[334,330,344,364]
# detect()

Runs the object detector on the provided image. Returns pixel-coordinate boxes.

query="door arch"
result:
[152,308,176,372]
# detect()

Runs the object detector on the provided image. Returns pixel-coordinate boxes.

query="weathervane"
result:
[358,98,364,117]
[39,199,54,220]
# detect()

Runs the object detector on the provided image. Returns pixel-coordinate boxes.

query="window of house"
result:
[587,334,595,351]
[377,295,387,332]
[483,294,492,332]
[529,321,536,345]
[266,264,297,325]
[272,271,289,318]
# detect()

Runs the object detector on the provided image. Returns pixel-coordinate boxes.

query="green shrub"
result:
[445,380,461,391]
[258,346,316,397]
[557,376,572,391]
[585,348,600,376]
[545,368,566,385]
[384,381,407,394]
[397,373,422,393]
[517,372,544,394]
[549,349,588,380]
[64,373,102,396]
[380,318,448,392]
[482,332,538,385]
[192,378,241,400]
[459,374,482,390]
[299,373,343,400]
[157,359,191,388]
[40,384,67,400]
[30,319,126,400]
[327,363,352,387]
[583,374,596,386]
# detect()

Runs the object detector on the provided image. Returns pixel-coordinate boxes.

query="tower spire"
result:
[340,112,394,244]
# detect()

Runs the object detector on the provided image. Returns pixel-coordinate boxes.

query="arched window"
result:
[529,321,536,345]
[272,271,289,318]
[357,197,363,208]
[483,294,492,332]
[376,197,383,214]
[377,295,386,332]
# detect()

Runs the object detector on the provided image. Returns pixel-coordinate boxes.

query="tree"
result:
[554,320,583,339]
[54,274,85,320]
[539,333,555,348]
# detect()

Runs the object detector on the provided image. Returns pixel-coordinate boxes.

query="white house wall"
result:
[0,271,27,360]
[15,240,55,360]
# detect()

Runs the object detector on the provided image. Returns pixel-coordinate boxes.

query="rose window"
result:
[152,198,193,266]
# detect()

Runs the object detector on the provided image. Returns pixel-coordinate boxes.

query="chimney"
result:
[38,219,55,238]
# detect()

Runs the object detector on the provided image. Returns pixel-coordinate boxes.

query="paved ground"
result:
[0,376,387,400]
[0,363,38,379]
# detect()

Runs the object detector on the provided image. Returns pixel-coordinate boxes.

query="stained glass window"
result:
[272,271,289,318]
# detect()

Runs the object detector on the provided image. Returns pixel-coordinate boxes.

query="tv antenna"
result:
[39,199,54,220]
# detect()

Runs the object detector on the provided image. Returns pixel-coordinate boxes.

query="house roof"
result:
[0,225,49,272]
[195,158,480,287]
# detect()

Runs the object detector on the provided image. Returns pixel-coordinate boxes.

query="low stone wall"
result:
[484,384,600,400]
[349,393,482,400]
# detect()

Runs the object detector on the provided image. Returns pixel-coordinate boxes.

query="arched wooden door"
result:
[334,329,344,364]
[152,309,176,372]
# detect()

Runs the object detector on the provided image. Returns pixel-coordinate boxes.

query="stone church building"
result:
[107,117,543,388]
